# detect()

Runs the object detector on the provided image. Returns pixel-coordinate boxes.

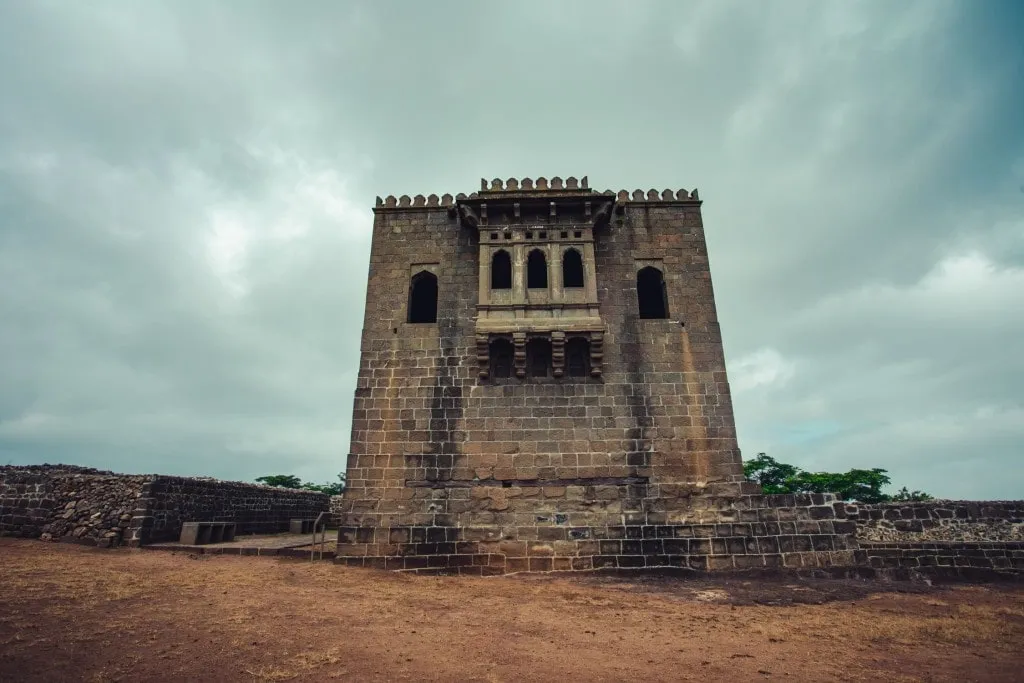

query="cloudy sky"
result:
[1,1,1021,499]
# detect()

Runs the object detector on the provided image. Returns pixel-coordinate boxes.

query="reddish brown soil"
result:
[1,538,1022,682]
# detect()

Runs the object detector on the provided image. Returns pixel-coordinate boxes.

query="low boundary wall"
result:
[848,501,1024,543]
[0,465,328,548]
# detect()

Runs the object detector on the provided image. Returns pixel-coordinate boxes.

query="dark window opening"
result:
[407,271,438,323]
[637,266,669,319]
[490,338,514,379]
[490,232,498,240]
[526,231,533,239]
[562,248,584,288]
[527,250,548,289]
[526,338,552,378]
[566,338,591,378]
[491,250,512,290]
[504,232,511,240]
[560,231,568,239]
[574,231,582,238]
[539,232,547,239]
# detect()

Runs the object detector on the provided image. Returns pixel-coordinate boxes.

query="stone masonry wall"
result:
[341,187,745,542]
[849,501,1024,543]
[1,465,329,548]
[131,476,329,545]
[852,501,1024,581]
[860,543,1024,582]
[0,465,149,548]
[337,492,862,575]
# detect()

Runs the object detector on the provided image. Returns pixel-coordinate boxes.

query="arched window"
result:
[637,266,669,319]
[489,338,514,379]
[407,271,438,323]
[566,338,591,378]
[562,249,584,288]
[527,249,548,289]
[491,250,512,289]
[526,338,552,378]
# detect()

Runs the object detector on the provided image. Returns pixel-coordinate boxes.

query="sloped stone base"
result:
[335,492,862,575]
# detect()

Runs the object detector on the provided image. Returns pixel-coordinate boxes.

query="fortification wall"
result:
[849,501,1024,581]
[341,180,744,543]
[849,501,1024,543]
[860,542,1024,581]
[132,476,328,544]
[0,466,149,547]
[0,465,328,547]
[337,492,861,574]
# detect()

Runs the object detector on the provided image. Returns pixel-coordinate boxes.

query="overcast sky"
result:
[1,1,1021,499]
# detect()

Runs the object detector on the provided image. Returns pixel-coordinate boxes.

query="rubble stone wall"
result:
[0,465,149,548]
[1,465,329,548]
[849,501,1024,543]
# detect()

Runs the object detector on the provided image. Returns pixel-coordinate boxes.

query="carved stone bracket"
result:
[589,332,604,378]
[512,332,527,379]
[457,204,480,229]
[476,333,490,379]
[551,331,566,378]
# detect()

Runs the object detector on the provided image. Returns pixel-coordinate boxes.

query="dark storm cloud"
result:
[0,0,1021,496]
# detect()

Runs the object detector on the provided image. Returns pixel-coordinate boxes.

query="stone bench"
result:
[179,521,236,545]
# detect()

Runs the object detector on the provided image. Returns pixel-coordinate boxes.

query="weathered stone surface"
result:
[332,177,1024,576]
[1,464,329,547]
[332,178,864,572]
[852,501,1024,543]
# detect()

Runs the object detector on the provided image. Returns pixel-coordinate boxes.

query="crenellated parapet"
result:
[373,177,700,212]
[614,188,699,202]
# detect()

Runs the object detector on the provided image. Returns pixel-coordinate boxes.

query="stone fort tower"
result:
[336,177,858,574]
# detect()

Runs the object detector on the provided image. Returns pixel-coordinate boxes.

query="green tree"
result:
[742,453,927,503]
[889,486,934,502]
[301,472,347,496]
[742,453,800,494]
[255,474,303,489]
[255,472,347,495]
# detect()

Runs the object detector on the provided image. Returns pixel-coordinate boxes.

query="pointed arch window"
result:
[408,271,438,323]
[637,266,669,319]
[527,249,548,289]
[491,250,512,289]
[562,249,584,288]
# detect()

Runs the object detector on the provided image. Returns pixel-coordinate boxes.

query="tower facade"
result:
[336,177,859,574]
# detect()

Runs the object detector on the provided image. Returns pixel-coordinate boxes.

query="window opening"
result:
[526,338,552,378]
[637,266,669,319]
[566,338,591,378]
[489,338,514,379]
[562,249,584,288]
[407,271,438,323]
[491,250,512,290]
[527,249,548,289]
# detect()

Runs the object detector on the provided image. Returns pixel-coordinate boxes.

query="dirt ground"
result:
[1,539,1022,682]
